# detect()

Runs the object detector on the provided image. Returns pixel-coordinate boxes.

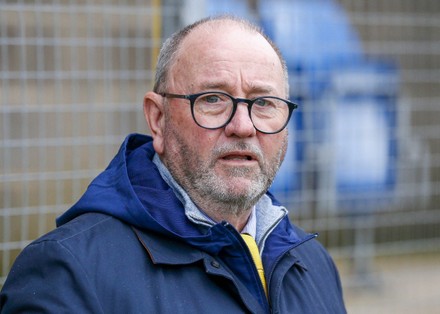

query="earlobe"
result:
[143,91,165,154]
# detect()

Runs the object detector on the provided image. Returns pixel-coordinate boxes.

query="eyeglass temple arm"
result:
[159,93,190,100]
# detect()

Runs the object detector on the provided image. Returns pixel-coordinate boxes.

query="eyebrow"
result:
[199,80,277,95]
[199,81,230,91]
[247,81,277,94]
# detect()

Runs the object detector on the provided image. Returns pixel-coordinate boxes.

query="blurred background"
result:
[0,0,439,312]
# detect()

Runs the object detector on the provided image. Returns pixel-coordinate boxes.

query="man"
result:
[1,16,346,313]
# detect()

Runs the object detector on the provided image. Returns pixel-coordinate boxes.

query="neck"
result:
[152,153,256,231]
[196,203,252,231]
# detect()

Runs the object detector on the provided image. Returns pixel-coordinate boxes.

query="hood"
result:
[57,134,235,254]
[56,134,315,308]
[57,134,305,257]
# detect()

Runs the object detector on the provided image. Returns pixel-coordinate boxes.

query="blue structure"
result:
[205,0,399,212]
[330,63,398,192]
[259,0,398,212]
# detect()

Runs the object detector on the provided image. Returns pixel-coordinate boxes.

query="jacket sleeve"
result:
[1,240,104,314]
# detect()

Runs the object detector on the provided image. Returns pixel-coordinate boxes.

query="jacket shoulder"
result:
[0,213,139,313]
[37,212,117,243]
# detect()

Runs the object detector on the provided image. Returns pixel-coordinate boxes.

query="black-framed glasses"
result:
[160,91,298,134]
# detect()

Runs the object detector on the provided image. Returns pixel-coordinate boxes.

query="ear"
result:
[143,91,165,154]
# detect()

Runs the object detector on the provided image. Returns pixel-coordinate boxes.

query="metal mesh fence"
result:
[0,0,161,284]
[1,0,439,311]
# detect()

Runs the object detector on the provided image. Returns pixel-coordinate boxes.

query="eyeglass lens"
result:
[193,92,290,133]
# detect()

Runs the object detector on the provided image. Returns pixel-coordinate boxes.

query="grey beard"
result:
[163,114,287,219]
[190,164,270,218]
[183,142,282,218]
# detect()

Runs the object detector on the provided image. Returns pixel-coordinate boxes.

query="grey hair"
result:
[153,15,289,96]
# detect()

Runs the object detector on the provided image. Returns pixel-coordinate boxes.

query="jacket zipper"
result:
[222,222,271,312]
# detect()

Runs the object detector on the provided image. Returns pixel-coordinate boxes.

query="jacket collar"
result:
[132,226,206,265]
[152,152,289,251]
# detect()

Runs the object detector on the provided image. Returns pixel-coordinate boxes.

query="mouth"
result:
[222,155,253,161]
[219,152,257,162]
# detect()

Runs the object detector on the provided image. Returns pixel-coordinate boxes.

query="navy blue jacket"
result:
[1,134,346,313]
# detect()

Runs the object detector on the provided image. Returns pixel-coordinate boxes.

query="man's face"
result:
[159,23,288,216]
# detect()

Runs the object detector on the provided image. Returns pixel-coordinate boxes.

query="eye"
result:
[197,93,231,106]
[254,98,274,107]
[194,93,232,116]
[201,94,222,104]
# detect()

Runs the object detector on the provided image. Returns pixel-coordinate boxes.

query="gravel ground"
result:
[337,253,440,314]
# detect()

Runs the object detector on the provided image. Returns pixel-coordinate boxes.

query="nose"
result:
[224,102,257,138]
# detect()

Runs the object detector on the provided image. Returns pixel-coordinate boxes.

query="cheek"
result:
[171,107,191,127]
[191,129,219,156]
[260,132,288,161]
[167,110,219,156]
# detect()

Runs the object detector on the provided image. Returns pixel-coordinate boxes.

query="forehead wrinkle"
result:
[198,66,279,94]
[174,23,285,97]
[238,58,284,96]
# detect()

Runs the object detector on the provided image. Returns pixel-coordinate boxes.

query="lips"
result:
[223,155,252,161]
[219,152,257,162]
[214,143,262,165]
